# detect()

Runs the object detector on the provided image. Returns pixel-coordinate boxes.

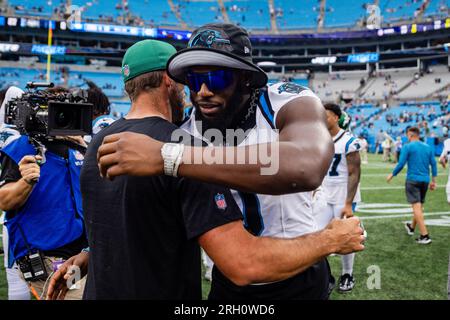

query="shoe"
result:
[416,234,432,245]
[404,222,414,236]
[338,274,355,293]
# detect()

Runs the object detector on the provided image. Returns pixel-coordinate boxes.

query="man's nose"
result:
[197,83,214,97]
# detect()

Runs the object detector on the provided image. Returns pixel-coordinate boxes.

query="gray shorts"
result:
[405,180,429,204]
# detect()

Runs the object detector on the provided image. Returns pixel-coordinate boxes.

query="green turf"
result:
[1,153,449,300]
[200,153,450,300]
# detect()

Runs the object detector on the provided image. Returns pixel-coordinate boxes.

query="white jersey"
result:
[440,138,450,188]
[440,138,450,168]
[181,82,321,238]
[322,129,361,205]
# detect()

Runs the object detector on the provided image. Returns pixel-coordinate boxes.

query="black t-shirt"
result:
[0,141,87,260]
[81,117,243,300]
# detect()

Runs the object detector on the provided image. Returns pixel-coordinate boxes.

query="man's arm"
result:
[98,97,334,195]
[179,97,333,194]
[430,151,438,190]
[439,144,448,168]
[0,155,41,211]
[46,251,89,300]
[439,155,447,168]
[341,151,361,218]
[387,145,408,182]
[199,218,365,286]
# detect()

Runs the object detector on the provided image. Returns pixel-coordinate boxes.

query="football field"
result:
[1,154,449,300]
[202,153,450,300]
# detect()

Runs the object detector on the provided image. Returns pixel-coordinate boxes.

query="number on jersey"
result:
[329,154,342,176]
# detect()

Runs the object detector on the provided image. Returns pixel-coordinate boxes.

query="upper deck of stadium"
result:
[1,0,448,33]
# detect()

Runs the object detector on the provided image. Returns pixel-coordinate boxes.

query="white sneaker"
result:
[404,222,414,236]
[416,235,432,244]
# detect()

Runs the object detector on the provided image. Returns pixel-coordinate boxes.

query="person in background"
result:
[375,129,384,154]
[387,127,437,245]
[382,134,393,162]
[439,135,450,205]
[358,135,368,164]
[0,86,88,300]
[0,86,30,300]
[315,103,362,293]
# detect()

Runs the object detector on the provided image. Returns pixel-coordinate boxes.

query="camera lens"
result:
[55,110,73,129]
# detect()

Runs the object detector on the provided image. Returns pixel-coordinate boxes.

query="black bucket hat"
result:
[167,23,268,89]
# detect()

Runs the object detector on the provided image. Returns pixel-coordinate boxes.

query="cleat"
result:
[338,273,355,293]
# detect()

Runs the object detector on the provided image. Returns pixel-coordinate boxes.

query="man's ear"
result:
[163,73,173,88]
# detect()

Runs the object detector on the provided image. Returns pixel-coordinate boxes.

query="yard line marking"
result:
[362,173,446,177]
[360,211,450,220]
[361,185,445,190]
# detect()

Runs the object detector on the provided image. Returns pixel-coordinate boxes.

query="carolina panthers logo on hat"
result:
[278,82,308,95]
[123,64,130,77]
[189,29,231,50]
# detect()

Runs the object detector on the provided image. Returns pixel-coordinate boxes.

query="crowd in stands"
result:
[6,0,447,30]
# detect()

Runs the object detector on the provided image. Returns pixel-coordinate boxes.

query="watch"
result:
[161,143,184,177]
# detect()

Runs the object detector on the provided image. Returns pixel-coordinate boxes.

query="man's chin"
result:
[197,112,227,132]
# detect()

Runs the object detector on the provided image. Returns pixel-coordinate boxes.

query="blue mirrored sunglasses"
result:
[186,69,234,92]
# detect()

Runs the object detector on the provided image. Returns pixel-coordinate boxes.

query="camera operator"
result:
[1,86,30,300]
[0,86,88,300]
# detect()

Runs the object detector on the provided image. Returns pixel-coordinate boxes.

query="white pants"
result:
[313,201,356,276]
[2,225,31,300]
[315,202,346,230]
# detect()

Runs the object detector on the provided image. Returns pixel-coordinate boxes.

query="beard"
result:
[169,83,186,124]
[192,85,251,137]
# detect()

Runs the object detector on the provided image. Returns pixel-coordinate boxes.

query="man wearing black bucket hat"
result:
[97,24,365,299]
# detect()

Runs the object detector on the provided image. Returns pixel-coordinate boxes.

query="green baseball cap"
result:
[121,40,177,83]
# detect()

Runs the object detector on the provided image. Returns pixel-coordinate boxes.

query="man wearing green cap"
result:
[47,39,364,300]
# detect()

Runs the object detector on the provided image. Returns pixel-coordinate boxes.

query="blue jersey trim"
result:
[345,137,356,154]
[258,91,275,129]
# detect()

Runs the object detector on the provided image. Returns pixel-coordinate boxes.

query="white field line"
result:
[360,211,450,220]
[362,173,446,177]
[362,163,397,169]
[361,185,445,190]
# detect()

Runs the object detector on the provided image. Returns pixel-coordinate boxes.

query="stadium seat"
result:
[274,0,319,29]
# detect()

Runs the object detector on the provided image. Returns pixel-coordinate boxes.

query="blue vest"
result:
[1,136,85,266]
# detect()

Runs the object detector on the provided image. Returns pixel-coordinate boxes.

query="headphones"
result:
[338,111,351,130]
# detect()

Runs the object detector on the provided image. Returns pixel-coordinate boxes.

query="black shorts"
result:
[405,180,429,204]
[208,259,331,300]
